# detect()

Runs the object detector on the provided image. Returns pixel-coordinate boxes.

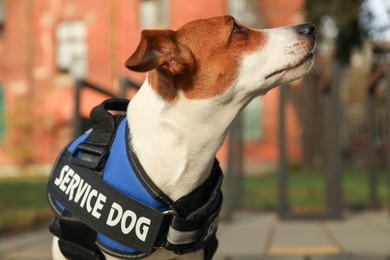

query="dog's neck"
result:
[127,77,242,201]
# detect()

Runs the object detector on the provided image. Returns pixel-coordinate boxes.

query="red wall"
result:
[0,0,304,167]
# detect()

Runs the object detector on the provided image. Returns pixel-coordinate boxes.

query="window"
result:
[0,0,6,36]
[243,98,263,141]
[56,20,87,78]
[140,0,169,28]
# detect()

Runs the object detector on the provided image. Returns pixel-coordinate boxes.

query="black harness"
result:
[47,98,223,259]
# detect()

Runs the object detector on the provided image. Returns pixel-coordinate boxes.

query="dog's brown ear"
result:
[125,30,195,75]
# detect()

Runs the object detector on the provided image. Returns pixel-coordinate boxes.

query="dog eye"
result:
[232,21,247,35]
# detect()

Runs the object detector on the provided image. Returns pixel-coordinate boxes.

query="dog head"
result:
[126,16,316,103]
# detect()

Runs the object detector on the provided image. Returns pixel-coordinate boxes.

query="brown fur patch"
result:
[175,16,268,100]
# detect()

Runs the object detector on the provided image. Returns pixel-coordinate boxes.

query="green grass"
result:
[343,170,388,208]
[242,169,388,211]
[0,177,52,232]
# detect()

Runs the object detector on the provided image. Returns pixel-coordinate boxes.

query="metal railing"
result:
[74,78,140,137]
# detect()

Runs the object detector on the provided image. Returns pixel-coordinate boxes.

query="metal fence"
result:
[278,64,342,219]
[224,58,390,219]
[74,78,140,137]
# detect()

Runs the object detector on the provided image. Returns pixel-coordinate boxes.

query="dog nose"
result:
[296,23,316,37]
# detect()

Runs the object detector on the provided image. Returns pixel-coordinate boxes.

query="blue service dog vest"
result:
[47,98,223,259]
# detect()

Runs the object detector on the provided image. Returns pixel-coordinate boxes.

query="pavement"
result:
[0,210,389,260]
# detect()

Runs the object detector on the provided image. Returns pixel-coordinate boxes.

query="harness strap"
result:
[72,98,129,171]
[55,211,105,260]
[165,199,221,259]
[86,98,129,146]
[165,199,221,252]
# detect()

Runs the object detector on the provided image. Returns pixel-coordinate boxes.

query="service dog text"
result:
[53,164,151,242]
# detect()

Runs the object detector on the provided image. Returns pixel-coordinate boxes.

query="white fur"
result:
[128,83,244,202]
[52,22,314,260]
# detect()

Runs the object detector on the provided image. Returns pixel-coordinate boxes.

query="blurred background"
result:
[0,0,389,259]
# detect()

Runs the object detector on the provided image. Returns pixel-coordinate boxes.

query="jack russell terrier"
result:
[48,15,316,260]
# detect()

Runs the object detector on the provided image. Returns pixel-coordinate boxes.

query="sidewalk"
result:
[0,226,52,260]
[215,210,390,260]
[0,211,389,260]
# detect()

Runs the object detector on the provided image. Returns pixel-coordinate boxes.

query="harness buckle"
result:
[71,142,109,171]
[163,209,178,216]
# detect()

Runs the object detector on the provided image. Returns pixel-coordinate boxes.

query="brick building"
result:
[0,0,304,169]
